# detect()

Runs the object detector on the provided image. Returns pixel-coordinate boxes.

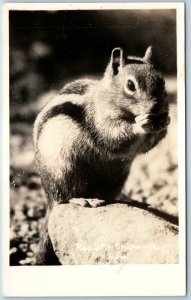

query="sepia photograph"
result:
[3,2,186,297]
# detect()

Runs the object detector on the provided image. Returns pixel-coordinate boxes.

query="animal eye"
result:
[124,76,137,96]
[127,80,136,92]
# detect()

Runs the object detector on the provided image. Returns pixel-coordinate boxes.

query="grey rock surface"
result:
[48,203,178,265]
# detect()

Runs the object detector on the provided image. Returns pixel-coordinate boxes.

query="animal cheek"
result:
[139,100,155,115]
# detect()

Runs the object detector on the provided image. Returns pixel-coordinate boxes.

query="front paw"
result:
[133,114,153,134]
[133,113,170,134]
[69,198,106,208]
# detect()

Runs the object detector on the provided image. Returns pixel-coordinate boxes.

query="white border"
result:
[3,2,186,10]
[3,3,186,297]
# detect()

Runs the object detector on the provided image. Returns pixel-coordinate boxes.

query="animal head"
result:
[103,47,168,116]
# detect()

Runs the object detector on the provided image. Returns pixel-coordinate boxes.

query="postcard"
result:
[3,2,186,296]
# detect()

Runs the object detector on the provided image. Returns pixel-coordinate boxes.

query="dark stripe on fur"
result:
[127,59,144,65]
[36,99,138,154]
[37,102,86,140]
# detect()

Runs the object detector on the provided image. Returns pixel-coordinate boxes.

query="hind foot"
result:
[69,198,106,208]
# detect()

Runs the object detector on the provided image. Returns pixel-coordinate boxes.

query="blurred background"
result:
[9,9,178,265]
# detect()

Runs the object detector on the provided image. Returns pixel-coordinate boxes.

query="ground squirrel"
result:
[34,46,170,264]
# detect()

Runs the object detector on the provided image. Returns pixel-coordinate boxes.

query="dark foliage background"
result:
[10,10,176,112]
[9,10,178,266]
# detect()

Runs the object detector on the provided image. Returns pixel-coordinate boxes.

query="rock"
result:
[10,248,26,266]
[19,243,28,252]
[20,223,29,236]
[27,251,34,257]
[30,243,38,253]
[14,207,26,221]
[48,203,178,265]
[10,247,17,255]
[27,208,36,218]
[27,205,46,219]
[19,257,34,265]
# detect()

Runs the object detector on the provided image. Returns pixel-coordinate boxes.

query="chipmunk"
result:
[34,47,170,265]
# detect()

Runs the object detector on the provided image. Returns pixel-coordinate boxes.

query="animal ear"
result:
[144,46,153,63]
[110,47,125,76]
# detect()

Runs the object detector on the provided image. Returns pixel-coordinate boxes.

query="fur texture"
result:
[34,47,169,264]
